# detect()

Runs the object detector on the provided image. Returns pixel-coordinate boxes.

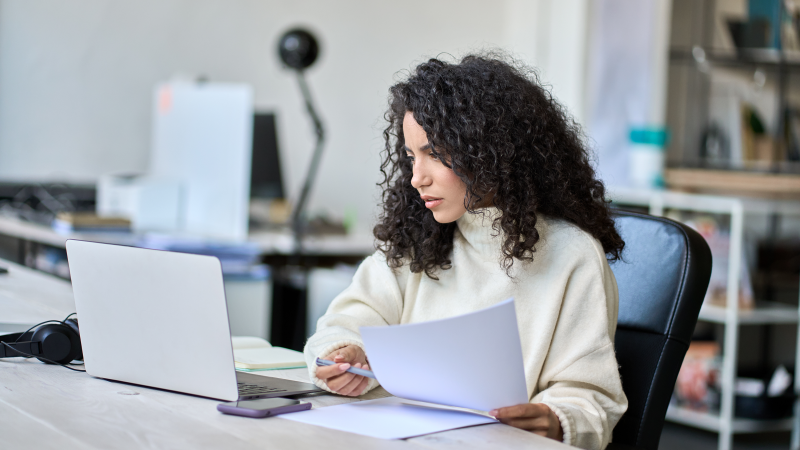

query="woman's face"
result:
[403,111,468,223]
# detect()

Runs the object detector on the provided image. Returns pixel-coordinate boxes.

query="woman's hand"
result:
[314,345,371,397]
[490,403,564,441]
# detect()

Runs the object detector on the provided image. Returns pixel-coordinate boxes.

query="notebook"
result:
[232,336,307,371]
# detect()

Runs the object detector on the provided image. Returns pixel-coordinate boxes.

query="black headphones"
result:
[0,314,83,367]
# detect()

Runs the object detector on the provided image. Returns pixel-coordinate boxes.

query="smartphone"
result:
[217,398,311,418]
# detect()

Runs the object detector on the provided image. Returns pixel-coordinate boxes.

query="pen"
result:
[315,357,376,379]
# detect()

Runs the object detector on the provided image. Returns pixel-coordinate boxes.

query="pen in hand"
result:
[315,357,376,379]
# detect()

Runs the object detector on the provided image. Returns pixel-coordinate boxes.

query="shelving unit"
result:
[609,187,800,450]
[666,3,800,178]
[667,45,800,172]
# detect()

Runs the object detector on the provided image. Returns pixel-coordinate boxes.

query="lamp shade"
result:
[278,29,319,70]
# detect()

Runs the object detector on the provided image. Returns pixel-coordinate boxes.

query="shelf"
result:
[670,47,800,69]
[665,169,800,200]
[608,185,800,216]
[666,405,794,433]
[698,301,799,325]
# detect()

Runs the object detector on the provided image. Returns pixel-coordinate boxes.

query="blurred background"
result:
[0,0,600,228]
[1,1,800,449]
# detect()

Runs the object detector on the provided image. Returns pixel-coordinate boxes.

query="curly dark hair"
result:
[373,53,624,279]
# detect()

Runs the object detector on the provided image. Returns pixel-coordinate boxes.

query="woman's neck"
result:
[455,207,503,255]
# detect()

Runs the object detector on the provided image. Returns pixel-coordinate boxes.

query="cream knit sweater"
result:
[304,209,628,450]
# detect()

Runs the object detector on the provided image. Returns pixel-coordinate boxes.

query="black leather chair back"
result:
[609,211,712,450]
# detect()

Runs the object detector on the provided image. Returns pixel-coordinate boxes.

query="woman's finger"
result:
[333,346,361,364]
[337,363,366,396]
[338,374,366,396]
[324,364,354,382]
[342,362,370,396]
[498,415,548,431]
[492,403,541,420]
[349,376,370,397]
[495,404,562,440]
[315,362,351,381]
[321,347,349,363]
[326,371,357,391]
[497,417,535,431]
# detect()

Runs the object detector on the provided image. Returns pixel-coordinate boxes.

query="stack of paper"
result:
[282,299,527,439]
[284,397,496,440]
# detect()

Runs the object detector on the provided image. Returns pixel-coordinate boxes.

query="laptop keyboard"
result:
[237,382,287,395]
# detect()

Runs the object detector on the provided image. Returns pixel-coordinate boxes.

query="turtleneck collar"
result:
[455,207,503,255]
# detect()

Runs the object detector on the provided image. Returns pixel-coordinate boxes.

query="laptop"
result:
[65,239,322,401]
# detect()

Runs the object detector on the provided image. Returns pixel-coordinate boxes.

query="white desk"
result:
[0,259,568,449]
[0,214,375,256]
[0,260,75,333]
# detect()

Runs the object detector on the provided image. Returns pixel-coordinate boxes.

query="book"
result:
[231,336,306,370]
[749,0,783,50]
[674,341,720,412]
[52,212,131,233]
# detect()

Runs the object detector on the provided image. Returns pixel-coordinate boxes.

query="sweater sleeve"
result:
[531,235,628,450]
[303,253,406,394]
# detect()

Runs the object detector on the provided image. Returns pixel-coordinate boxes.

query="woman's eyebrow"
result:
[403,143,432,152]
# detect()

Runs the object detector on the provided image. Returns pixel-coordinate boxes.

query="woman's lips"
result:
[424,198,443,209]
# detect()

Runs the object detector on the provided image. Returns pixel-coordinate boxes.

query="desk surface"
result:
[0,259,568,449]
[0,215,375,256]
[0,259,75,333]
[1,362,567,450]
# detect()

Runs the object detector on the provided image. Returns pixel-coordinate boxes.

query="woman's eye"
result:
[430,153,440,161]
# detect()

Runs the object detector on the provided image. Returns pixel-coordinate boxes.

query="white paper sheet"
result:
[360,298,528,412]
[280,397,496,440]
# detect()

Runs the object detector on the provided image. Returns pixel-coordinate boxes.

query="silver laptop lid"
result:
[66,239,239,401]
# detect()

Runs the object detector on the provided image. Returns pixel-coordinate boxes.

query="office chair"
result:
[606,211,712,450]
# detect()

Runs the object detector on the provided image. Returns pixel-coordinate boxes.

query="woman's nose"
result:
[410,161,431,189]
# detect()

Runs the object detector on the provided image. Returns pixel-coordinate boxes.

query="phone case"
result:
[217,400,311,418]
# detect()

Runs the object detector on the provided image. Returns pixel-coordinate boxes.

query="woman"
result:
[304,53,628,450]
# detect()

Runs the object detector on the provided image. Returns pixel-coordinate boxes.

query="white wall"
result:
[0,0,590,231]
[504,0,590,123]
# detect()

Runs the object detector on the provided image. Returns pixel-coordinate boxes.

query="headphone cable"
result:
[12,320,64,344]
[0,341,86,372]
[12,312,78,345]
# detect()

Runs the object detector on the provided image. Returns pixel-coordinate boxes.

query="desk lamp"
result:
[277,29,324,249]
[273,29,325,350]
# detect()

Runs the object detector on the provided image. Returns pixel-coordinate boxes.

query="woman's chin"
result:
[431,209,467,224]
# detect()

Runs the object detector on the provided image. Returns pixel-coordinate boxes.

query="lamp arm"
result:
[290,70,326,247]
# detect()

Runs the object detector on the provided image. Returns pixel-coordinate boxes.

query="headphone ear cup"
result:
[30,324,80,365]
[63,318,82,361]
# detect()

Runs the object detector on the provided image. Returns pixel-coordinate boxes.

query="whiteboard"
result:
[150,81,253,241]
